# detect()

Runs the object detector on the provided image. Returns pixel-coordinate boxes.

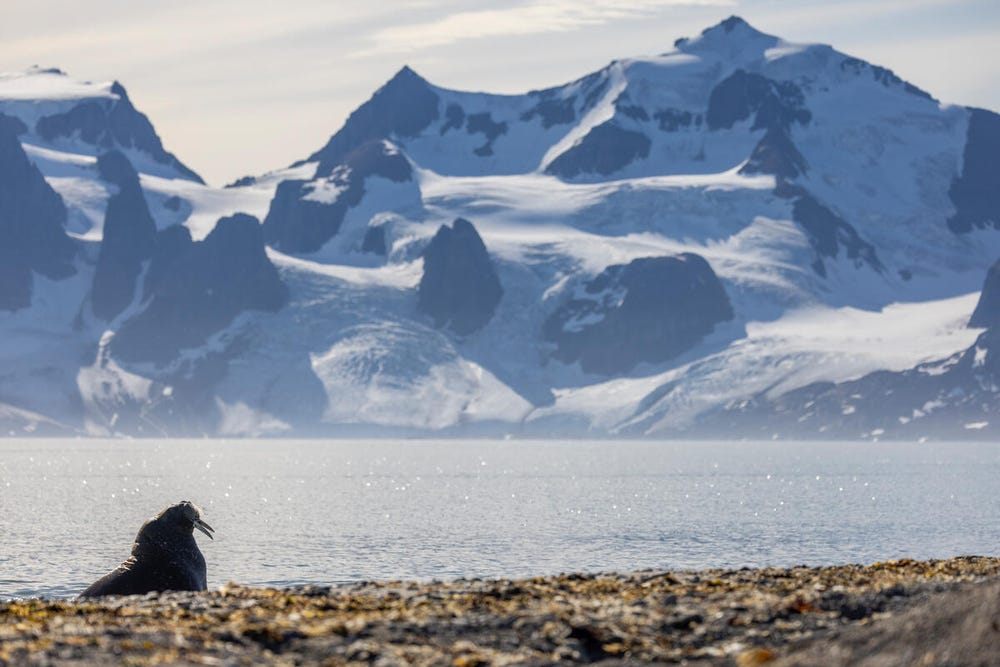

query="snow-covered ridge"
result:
[3,17,1000,439]
[0,67,203,184]
[0,67,116,102]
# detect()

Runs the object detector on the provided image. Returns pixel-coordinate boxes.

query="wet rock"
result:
[544,254,733,375]
[417,218,502,335]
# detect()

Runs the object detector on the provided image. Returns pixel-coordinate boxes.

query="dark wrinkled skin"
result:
[80,501,213,598]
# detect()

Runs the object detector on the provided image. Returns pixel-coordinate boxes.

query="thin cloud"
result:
[352,0,735,57]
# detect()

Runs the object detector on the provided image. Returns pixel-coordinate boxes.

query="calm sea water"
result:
[1,439,998,599]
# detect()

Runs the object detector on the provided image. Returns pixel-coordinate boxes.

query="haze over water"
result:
[1,439,998,599]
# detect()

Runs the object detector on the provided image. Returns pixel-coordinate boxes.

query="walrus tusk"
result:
[194,518,215,539]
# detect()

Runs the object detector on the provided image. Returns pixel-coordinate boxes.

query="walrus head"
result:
[169,500,215,539]
[135,500,215,551]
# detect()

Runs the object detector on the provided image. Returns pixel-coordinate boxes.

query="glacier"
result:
[1,17,999,439]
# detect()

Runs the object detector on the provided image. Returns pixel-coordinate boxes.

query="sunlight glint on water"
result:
[1,439,998,599]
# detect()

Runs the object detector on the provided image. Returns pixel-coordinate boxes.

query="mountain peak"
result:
[389,65,428,87]
[701,15,768,38]
[674,15,779,56]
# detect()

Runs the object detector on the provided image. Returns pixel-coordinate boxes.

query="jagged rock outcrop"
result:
[947,108,1000,233]
[143,225,194,298]
[91,151,157,320]
[263,140,413,254]
[306,67,440,175]
[968,258,1000,329]
[0,113,75,311]
[417,218,502,335]
[740,127,808,179]
[706,68,811,132]
[546,122,651,179]
[361,226,387,256]
[544,254,733,375]
[112,214,288,365]
[35,82,202,183]
[439,107,508,156]
[772,183,881,276]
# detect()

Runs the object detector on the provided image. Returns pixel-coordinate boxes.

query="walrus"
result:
[79,500,214,597]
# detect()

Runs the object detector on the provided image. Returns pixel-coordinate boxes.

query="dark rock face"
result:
[417,218,502,335]
[2,114,28,136]
[309,67,440,176]
[436,105,508,156]
[361,226,387,256]
[263,140,412,254]
[544,254,733,375]
[92,151,158,320]
[263,180,338,254]
[654,108,698,132]
[775,185,880,276]
[440,104,465,134]
[706,70,810,132]
[0,113,75,311]
[522,93,577,128]
[546,121,651,179]
[112,214,288,365]
[143,224,194,298]
[947,108,1000,234]
[35,83,202,183]
[840,57,935,101]
[740,128,808,179]
[969,258,1000,328]
[225,175,257,188]
[466,112,507,157]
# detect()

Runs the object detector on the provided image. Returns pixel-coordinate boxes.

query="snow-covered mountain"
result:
[2,17,1000,439]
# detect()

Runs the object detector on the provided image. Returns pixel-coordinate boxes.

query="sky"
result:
[1,0,998,186]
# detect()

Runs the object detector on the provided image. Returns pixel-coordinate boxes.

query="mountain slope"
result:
[3,18,1000,438]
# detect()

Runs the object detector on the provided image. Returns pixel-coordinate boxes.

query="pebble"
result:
[0,556,997,665]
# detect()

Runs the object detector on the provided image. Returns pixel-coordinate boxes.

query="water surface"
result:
[1,439,997,598]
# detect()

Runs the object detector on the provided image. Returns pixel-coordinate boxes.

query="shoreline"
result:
[2,556,998,665]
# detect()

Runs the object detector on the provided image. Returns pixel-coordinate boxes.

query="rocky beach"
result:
[2,556,998,666]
